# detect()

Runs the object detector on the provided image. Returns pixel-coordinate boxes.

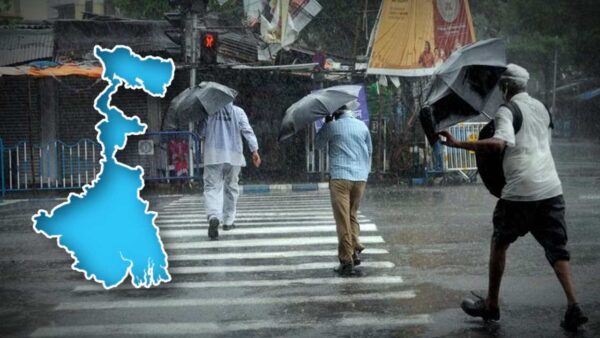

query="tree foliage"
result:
[471,0,600,99]
[0,0,11,12]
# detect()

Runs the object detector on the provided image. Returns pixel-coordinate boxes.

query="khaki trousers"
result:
[329,179,367,264]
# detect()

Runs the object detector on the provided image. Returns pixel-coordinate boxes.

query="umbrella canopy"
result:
[163,81,237,130]
[195,81,238,115]
[279,85,362,141]
[421,38,507,145]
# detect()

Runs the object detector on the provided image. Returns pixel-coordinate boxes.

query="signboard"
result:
[138,140,154,156]
[367,0,475,76]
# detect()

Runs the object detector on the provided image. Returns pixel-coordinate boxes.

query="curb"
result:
[240,182,329,194]
[2,184,331,201]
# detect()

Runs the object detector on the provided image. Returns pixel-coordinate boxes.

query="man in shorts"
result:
[438,64,588,331]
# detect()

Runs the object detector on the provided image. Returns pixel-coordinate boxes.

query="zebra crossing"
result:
[31,191,431,337]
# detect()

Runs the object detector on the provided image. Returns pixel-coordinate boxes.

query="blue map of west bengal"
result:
[32,46,175,289]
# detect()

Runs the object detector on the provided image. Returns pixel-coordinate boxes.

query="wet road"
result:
[1,139,598,337]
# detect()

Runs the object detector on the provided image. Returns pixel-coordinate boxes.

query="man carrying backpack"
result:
[438,64,588,331]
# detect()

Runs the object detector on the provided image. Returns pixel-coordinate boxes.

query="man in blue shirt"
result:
[315,105,372,276]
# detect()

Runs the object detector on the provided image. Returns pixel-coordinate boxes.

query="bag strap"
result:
[500,101,523,134]
[542,103,555,129]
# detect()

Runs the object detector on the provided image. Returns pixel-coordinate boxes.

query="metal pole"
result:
[0,138,5,197]
[551,45,558,114]
[187,12,198,179]
[27,79,36,189]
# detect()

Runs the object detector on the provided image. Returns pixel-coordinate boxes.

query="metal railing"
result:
[0,131,203,193]
[305,126,328,173]
[1,139,101,191]
[428,122,486,181]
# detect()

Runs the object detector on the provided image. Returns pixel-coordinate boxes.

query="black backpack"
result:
[476,101,553,198]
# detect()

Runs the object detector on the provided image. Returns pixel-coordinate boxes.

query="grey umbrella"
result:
[420,38,507,145]
[279,85,361,141]
[163,81,237,130]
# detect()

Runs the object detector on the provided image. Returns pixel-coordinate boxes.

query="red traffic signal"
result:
[200,31,218,64]
[203,33,216,49]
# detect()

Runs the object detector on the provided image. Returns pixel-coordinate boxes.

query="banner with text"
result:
[367,0,475,77]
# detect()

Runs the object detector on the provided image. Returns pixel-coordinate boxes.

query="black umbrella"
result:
[279,85,361,141]
[163,81,237,130]
[420,38,507,145]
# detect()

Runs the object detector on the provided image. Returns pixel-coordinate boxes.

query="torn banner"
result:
[250,0,322,60]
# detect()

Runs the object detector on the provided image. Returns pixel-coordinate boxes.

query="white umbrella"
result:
[164,81,237,130]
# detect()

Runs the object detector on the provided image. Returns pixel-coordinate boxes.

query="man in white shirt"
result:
[439,64,587,331]
[201,103,261,240]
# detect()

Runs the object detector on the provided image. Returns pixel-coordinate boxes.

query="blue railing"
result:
[0,131,203,193]
[1,139,101,191]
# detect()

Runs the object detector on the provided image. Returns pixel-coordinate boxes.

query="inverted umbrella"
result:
[279,85,362,141]
[163,81,237,130]
[420,38,507,145]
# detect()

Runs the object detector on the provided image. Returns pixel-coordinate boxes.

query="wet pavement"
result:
[1,139,598,337]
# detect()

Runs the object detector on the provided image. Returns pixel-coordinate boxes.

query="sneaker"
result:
[208,217,219,240]
[460,292,500,321]
[561,303,588,332]
[223,223,236,231]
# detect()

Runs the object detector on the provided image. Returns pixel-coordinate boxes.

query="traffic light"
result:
[164,11,184,60]
[200,31,219,64]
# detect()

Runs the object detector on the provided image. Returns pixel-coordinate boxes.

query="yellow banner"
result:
[368,0,475,77]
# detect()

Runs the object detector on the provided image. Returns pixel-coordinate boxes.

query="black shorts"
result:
[493,195,570,265]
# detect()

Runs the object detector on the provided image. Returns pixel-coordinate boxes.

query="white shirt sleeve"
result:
[236,107,259,152]
[493,106,516,147]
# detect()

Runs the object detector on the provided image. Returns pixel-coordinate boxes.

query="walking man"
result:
[316,104,372,277]
[439,64,588,331]
[202,102,261,240]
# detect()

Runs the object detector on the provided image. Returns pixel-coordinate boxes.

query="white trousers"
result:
[203,164,241,225]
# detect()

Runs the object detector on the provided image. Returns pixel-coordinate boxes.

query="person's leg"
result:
[530,195,576,304]
[222,164,241,229]
[349,181,367,255]
[203,164,224,222]
[529,195,586,331]
[553,260,577,305]
[487,239,511,309]
[203,164,224,239]
[462,199,522,320]
[329,180,353,266]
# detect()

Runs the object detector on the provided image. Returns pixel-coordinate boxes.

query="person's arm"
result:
[315,119,331,150]
[438,130,506,153]
[198,119,207,139]
[366,128,373,157]
[236,107,261,167]
[438,106,515,153]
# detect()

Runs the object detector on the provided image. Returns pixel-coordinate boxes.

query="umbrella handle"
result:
[481,111,493,121]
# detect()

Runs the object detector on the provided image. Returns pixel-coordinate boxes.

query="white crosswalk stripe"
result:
[37,191,430,336]
[74,275,401,291]
[160,223,378,237]
[31,315,433,337]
